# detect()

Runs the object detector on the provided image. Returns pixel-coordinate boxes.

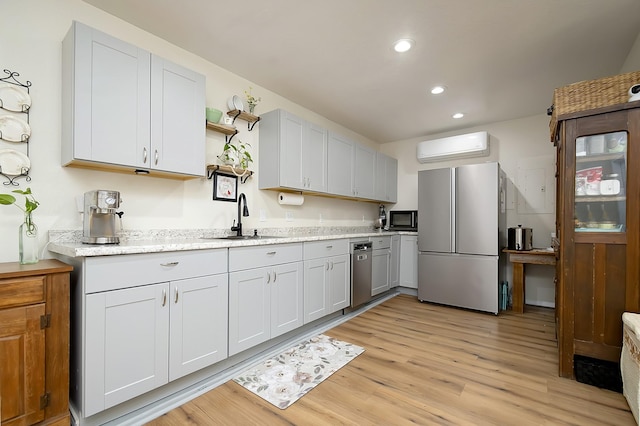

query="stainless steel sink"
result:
[200,235,284,240]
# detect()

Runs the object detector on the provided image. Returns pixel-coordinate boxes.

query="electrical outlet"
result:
[259,209,267,222]
[285,211,294,222]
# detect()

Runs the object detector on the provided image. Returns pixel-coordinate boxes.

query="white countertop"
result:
[47,228,417,258]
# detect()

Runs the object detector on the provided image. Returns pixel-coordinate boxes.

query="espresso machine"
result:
[82,190,122,244]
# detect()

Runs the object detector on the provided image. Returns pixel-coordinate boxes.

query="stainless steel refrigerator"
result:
[417,162,506,314]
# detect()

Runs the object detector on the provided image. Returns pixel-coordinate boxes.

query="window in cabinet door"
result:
[574,131,627,232]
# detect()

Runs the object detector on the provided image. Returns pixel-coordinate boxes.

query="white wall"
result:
[621,31,640,72]
[380,114,557,307]
[0,0,380,263]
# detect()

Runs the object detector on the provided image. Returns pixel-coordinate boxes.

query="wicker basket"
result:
[549,70,640,140]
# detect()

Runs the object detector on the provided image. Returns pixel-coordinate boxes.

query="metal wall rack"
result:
[0,68,32,185]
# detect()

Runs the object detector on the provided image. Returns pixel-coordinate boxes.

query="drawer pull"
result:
[326,245,333,249]
[160,262,179,267]
[266,251,277,256]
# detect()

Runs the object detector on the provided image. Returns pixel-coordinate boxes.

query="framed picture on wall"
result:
[213,172,237,202]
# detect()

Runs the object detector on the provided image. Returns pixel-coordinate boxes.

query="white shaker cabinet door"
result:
[328,254,350,312]
[150,56,205,176]
[279,111,305,189]
[84,283,169,417]
[228,268,270,356]
[304,123,328,193]
[169,274,228,381]
[353,144,376,199]
[270,262,304,338]
[371,249,390,296]
[389,235,401,288]
[327,132,354,197]
[65,21,151,168]
[399,235,418,289]
[303,258,330,323]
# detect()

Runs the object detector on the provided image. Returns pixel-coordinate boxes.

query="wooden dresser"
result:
[0,259,72,425]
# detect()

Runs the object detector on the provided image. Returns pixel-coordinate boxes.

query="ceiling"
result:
[82,0,640,143]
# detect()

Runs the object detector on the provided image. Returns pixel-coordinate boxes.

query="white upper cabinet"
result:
[375,152,398,203]
[260,108,398,202]
[259,109,327,192]
[62,21,205,178]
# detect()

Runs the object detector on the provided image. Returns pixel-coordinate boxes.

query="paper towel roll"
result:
[278,192,304,205]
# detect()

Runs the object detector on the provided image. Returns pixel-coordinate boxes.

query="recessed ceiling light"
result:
[452,113,464,119]
[430,86,445,95]
[393,39,414,53]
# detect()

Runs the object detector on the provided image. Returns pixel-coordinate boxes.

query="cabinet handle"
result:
[330,261,334,270]
[273,271,277,282]
[326,245,333,249]
[160,262,179,267]
[162,289,167,307]
[154,149,159,165]
[266,251,277,256]
[174,286,179,304]
[326,262,330,271]
[267,272,271,283]
[143,147,148,164]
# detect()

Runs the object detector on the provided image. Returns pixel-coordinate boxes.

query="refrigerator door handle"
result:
[450,168,456,253]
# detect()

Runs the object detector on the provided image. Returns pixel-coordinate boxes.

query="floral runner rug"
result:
[232,334,365,409]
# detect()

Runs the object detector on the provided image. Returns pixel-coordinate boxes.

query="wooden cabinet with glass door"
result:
[555,102,640,378]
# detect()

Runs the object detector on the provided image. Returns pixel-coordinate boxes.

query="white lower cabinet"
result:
[399,235,418,288]
[371,236,391,296]
[303,239,350,323]
[77,249,227,417]
[228,244,303,356]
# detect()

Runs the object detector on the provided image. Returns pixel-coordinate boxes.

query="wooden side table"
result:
[0,259,73,425]
[502,249,556,313]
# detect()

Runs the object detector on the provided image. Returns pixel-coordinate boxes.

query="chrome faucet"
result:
[231,193,249,237]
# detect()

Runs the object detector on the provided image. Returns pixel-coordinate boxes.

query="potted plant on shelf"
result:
[244,87,261,115]
[218,140,253,177]
[0,187,40,264]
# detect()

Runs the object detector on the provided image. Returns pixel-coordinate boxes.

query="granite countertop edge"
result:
[47,228,418,258]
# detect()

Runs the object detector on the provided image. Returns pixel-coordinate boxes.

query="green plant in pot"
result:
[0,187,40,264]
[219,140,253,172]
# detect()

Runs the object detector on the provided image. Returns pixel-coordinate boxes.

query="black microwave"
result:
[388,210,418,231]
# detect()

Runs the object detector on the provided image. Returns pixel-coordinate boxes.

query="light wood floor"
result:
[146,294,634,425]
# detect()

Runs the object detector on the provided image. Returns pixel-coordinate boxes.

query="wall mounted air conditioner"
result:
[416,131,489,163]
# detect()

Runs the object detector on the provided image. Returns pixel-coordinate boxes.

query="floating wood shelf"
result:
[206,121,238,136]
[206,164,253,183]
[227,109,260,131]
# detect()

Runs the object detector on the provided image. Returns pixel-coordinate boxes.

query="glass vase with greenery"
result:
[0,188,40,264]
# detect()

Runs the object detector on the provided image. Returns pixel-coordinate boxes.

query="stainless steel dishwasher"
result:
[351,241,373,308]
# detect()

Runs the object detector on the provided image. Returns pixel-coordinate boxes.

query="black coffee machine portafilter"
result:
[82,190,123,244]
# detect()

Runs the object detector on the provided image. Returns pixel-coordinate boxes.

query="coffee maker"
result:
[82,190,122,244]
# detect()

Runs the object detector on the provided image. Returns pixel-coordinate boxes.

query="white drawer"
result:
[303,239,349,260]
[229,243,302,272]
[85,249,227,293]
[370,235,391,249]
